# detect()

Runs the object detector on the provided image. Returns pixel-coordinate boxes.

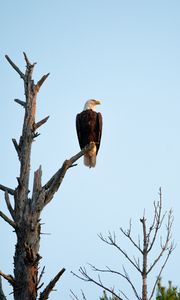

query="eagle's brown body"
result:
[76,105,102,167]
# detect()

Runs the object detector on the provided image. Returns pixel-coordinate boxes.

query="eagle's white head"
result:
[84,99,101,111]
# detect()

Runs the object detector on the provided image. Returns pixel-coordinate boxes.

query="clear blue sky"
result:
[0,1,180,299]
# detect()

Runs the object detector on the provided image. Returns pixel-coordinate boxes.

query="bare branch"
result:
[70,290,87,300]
[89,263,125,278]
[149,243,175,300]
[119,290,129,300]
[98,231,141,273]
[12,138,21,160]
[0,184,14,195]
[133,256,141,270]
[71,268,123,300]
[23,53,37,87]
[33,116,49,131]
[88,263,140,299]
[5,55,25,79]
[0,211,16,228]
[4,191,14,219]
[138,234,141,249]
[33,132,41,139]
[43,143,95,206]
[147,191,165,253]
[70,290,80,300]
[44,143,94,190]
[35,73,50,93]
[23,52,37,72]
[39,268,65,300]
[122,266,141,300]
[31,167,45,212]
[14,99,26,108]
[37,266,45,289]
[120,219,143,254]
[23,52,33,65]
[0,271,15,287]
[32,166,42,197]
[81,290,87,300]
[147,209,174,274]
[69,142,95,165]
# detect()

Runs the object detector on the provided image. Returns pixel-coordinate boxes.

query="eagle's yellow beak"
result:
[95,100,101,105]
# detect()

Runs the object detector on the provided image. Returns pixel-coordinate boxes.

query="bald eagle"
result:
[76,99,102,168]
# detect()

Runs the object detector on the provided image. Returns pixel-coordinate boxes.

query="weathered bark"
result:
[0,53,94,300]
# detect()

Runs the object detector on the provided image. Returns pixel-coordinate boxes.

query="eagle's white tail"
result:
[84,143,97,168]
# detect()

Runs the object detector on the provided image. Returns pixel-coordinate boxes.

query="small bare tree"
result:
[0,53,93,300]
[72,189,174,300]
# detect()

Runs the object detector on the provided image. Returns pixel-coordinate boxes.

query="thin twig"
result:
[147,209,174,274]
[149,243,175,300]
[89,262,140,299]
[99,232,141,273]
[81,290,87,300]
[90,264,140,299]
[70,290,87,300]
[147,194,165,253]
[37,266,45,289]
[120,220,143,254]
[70,290,79,300]
[72,268,123,300]
[122,266,140,300]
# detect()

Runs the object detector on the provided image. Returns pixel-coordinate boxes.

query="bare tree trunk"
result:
[11,54,42,300]
[141,217,148,300]
[0,53,94,300]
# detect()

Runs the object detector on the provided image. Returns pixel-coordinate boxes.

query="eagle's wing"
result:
[96,112,103,154]
[76,113,84,149]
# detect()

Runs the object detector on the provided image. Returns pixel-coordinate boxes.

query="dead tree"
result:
[0,53,94,300]
[72,189,174,300]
